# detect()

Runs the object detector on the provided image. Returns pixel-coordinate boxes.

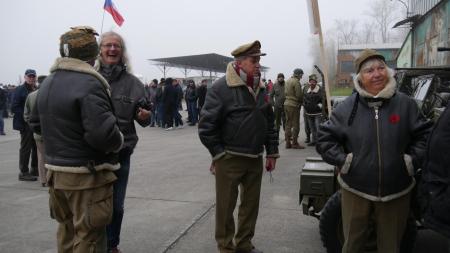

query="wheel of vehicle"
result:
[319,191,344,253]
[319,191,418,253]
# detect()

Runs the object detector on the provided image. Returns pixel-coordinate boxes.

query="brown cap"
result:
[354,49,386,73]
[231,40,266,58]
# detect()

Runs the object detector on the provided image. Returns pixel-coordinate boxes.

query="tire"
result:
[319,191,343,253]
[319,191,417,253]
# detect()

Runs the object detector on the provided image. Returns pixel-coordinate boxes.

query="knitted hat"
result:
[59,26,99,61]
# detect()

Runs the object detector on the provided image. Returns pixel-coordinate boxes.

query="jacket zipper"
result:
[374,107,382,197]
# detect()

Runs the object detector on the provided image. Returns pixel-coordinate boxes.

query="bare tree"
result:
[367,0,401,43]
[357,21,377,44]
[333,19,359,44]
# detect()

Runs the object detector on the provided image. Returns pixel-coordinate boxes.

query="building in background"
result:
[336,43,401,87]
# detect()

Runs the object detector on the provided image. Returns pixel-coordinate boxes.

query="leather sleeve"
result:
[406,99,433,170]
[262,102,279,157]
[198,84,225,159]
[316,105,348,167]
[80,79,123,154]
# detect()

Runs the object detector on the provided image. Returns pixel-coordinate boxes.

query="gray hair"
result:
[96,31,132,73]
[354,58,395,83]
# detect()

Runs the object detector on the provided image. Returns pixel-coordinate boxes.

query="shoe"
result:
[0,132,5,136]
[18,172,37,181]
[305,138,311,144]
[188,123,196,126]
[307,142,316,146]
[109,247,122,253]
[291,141,305,149]
[41,183,47,187]
[177,125,184,129]
[164,127,174,131]
[235,248,263,253]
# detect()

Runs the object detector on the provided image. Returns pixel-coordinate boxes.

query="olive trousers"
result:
[48,171,116,253]
[215,154,263,253]
[284,105,300,141]
[341,188,411,253]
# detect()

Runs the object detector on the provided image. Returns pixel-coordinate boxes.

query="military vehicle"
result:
[299,67,450,253]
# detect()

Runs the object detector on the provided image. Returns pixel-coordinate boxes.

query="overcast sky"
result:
[0,0,383,84]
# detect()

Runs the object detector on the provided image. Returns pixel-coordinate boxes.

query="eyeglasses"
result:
[101,43,122,49]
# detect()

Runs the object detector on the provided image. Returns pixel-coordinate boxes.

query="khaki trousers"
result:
[35,140,47,184]
[284,105,300,140]
[341,188,411,253]
[215,154,263,253]
[48,172,115,253]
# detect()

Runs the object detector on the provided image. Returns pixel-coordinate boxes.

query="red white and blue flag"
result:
[104,0,124,26]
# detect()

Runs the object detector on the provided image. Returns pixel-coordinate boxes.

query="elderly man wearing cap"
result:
[29,26,123,253]
[12,68,38,181]
[316,49,432,253]
[283,68,305,149]
[303,74,326,146]
[199,40,279,253]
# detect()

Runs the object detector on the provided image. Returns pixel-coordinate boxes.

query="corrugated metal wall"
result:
[410,0,441,15]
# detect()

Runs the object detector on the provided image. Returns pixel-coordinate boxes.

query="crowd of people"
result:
[1,24,449,253]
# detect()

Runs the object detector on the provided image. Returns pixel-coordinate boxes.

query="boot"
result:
[285,134,292,149]
[291,139,305,149]
[305,134,311,143]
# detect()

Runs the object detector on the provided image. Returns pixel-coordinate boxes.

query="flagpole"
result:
[100,8,106,34]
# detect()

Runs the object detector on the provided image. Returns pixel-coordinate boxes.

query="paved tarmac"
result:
[0,115,448,253]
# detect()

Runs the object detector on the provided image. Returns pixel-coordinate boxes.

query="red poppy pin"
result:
[389,114,400,124]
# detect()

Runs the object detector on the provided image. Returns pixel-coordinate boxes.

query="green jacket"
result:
[270,80,285,108]
[284,76,303,108]
[24,90,42,142]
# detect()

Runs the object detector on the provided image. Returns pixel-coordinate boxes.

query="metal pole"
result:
[311,0,332,116]
[100,9,106,34]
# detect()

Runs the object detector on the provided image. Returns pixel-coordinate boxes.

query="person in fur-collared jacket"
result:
[29,26,123,253]
[198,40,279,253]
[316,49,432,253]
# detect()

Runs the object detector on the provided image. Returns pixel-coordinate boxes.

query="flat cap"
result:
[231,40,266,58]
[355,49,386,73]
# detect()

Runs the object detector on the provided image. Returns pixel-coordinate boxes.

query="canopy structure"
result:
[148,53,269,78]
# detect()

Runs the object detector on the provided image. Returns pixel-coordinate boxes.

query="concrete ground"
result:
[0,115,448,253]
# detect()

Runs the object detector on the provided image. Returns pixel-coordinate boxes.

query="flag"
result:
[104,0,124,27]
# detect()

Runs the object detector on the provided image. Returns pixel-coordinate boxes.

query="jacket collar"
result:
[225,62,265,99]
[353,73,396,99]
[50,57,111,95]
[307,85,320,93]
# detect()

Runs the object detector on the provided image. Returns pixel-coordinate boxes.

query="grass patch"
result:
[330,86,353,96]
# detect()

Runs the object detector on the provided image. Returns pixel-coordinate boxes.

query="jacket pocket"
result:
[85,184,113,229]
[340,153,353,174]
[403,154,414,176]
[49,187,71,223]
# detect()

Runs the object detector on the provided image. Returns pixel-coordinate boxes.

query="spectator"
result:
[284,68,305,149]
[185,80,198,126]
[197,79,208,111]
[303,74,326,146]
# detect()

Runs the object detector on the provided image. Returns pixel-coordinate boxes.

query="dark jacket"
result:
[0,87,6,110]
[198,62,279,160]
[185,85,197,102]
[29,57,123,172]
[303,84,325,115]
[197,85,207,109]
[422,104,450,238]
[316,77,432,201]
[99,63,149,151]
[12,83,34,131]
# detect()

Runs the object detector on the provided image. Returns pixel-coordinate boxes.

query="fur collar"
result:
[353,71,396,99]
[307,85,320,93]
[225,62,266,100]
[50,57,111,95]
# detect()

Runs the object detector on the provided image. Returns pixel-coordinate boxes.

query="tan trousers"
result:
[49,172,115,253]
[341,188,411,253]
[35,140,47,184]
[215,154,263,253]
[284,105,300,141]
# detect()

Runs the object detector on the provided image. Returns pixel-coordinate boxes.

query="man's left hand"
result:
[137,108,151,121]
[265,157,277,172]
